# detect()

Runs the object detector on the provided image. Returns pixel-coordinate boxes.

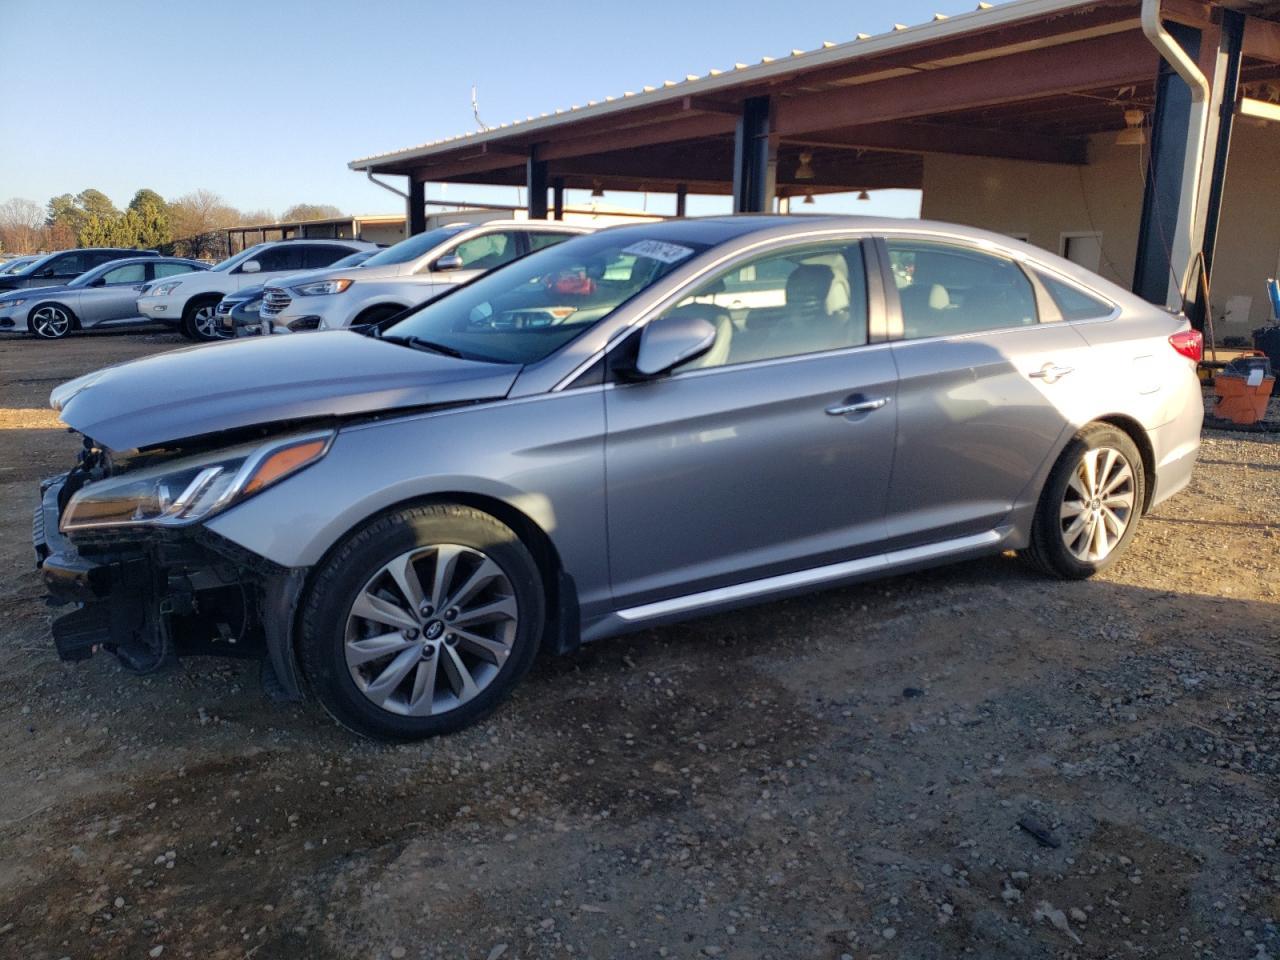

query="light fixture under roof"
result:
[590,180,604,198]
[803,188,815,205]
[857,189,871,201]
[1116,108,1146,146]
[795,152,815,181]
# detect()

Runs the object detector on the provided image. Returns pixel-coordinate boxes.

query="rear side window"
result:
[887,239,1037,340]
[1036,271,1113,321]
[153,262,195,278]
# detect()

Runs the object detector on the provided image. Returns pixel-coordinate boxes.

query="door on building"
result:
[1060,233,1103,274]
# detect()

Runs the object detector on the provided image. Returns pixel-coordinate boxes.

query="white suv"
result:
[261,221,590,334]
[137,239,379,340]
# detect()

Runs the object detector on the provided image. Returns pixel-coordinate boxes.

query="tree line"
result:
[0,190,345,260]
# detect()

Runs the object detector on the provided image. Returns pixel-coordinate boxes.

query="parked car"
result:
[35,216,1203,740]
[0,247,159,292]
[227,249,380,337]
[0,257,207,339]
[135,239,378,341]
[0,254,42,276]
[262,221,589,334]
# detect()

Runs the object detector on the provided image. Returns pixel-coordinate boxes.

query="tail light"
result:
[1168,329,1203,363]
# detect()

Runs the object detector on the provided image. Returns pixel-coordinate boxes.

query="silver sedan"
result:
[39,216,1204,740]
[0,256,206,339]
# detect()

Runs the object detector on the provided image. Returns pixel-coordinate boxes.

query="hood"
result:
[51,331,522,451]
[0,281,72,300]
[224,283,266,302]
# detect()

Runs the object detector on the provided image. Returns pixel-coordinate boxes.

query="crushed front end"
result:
[34,432,329,698]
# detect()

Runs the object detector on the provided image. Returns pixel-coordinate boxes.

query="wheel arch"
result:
[353,302,410,326]
[1090,414,1157,512]
[292,491,580,682]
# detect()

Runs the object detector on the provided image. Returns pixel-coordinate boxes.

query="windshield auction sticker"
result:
[622,240,696,264]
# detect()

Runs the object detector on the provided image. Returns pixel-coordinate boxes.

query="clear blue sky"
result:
[1,0,1010,219]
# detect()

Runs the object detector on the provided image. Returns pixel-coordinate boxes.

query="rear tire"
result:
[180,296,223,341]
[299,503,545,741]
[1021,423,1145,579]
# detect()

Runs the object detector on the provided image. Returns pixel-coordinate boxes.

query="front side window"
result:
[665,241,869,374]
[51,253,88,276]
[888,239,1037,340]
[252,245,305,273]
[447,231,520,271]
[526,231,576,253]
[304,245,355,269]
[383,229,708,365]
[101,263,146,284]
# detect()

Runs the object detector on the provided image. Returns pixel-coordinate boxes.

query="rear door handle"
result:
[1028,363,1074,383]
[826,396,890,416]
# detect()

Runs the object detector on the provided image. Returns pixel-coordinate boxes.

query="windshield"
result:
[361,225,467,267]
[0,257,36,276]
[383,230,708,364]
[209,244,269,273]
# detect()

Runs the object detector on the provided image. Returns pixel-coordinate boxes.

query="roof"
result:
[349,0,1104,171]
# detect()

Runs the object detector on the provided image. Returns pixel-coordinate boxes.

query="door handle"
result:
[826,396,889,416]
[1028,363,1074,383]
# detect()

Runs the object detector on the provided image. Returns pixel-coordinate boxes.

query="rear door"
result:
[879,235,1096,550]
[604,236,899,612]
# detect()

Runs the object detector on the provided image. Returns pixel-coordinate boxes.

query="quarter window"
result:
[666,241,869,374]
[1035,271,1113,321]
[887,239,1037,340]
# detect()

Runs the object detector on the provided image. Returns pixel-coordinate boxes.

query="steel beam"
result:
[1133,20,1202,308]
[783,120,1088,165]
[733,96,775,213]
[406,179,426,236]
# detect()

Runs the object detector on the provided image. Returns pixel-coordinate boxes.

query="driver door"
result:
[604,238,899,613]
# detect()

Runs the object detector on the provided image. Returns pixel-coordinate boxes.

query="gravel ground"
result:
[0,331,1277,960]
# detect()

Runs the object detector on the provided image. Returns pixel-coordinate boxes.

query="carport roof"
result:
[350,0,1280,197]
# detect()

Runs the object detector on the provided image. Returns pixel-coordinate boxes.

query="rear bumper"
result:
[1147,376,1204,509]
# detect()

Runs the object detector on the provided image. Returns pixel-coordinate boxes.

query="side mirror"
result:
[90,277,107,287]
[434,254,464,272]
[241,260,261,274]
[36,268,55,278]
[627,313,718,379]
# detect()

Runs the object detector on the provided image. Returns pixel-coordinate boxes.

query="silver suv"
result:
[35,216,1203,741]
[261,220,590,333]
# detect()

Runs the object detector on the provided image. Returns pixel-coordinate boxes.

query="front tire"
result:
[180,296,224,341]
[299,503,545,741]
[29,303,75,339]
[1022,423,1145,579]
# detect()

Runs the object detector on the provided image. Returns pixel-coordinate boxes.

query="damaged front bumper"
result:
[34,476,307,699]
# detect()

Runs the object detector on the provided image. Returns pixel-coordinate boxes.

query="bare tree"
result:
[280,203,345,222]
[168,190,242,259]
[0,198,48,254]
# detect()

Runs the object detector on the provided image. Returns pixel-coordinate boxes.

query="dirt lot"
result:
[0,330,1278,960]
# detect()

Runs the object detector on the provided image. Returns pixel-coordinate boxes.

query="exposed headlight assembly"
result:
[292,278,353,296]
[0,299,26,312]
[148,281,183,297]
[60,431,333,532]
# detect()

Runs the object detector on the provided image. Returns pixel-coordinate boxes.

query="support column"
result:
[675,184,687,218]
[552,177,565,220]
[732,96,776,213]
[527,153,549,220]
[406,178,426,237]
[1193,9,1245,330]
[1132,21,1202,308]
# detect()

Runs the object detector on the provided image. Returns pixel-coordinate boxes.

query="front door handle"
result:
[1028,362,1074,383]
[826,396,890,416]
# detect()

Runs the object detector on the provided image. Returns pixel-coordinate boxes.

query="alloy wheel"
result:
[343,544,518,717]
[1059,446,1136,563]
[193,305,225,339]
[31,306,71,339]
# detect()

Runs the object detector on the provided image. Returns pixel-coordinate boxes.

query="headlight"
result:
[149,281,182,297]
[291,278,353,296]
[60,431,333,533]
[0,299,25,312]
